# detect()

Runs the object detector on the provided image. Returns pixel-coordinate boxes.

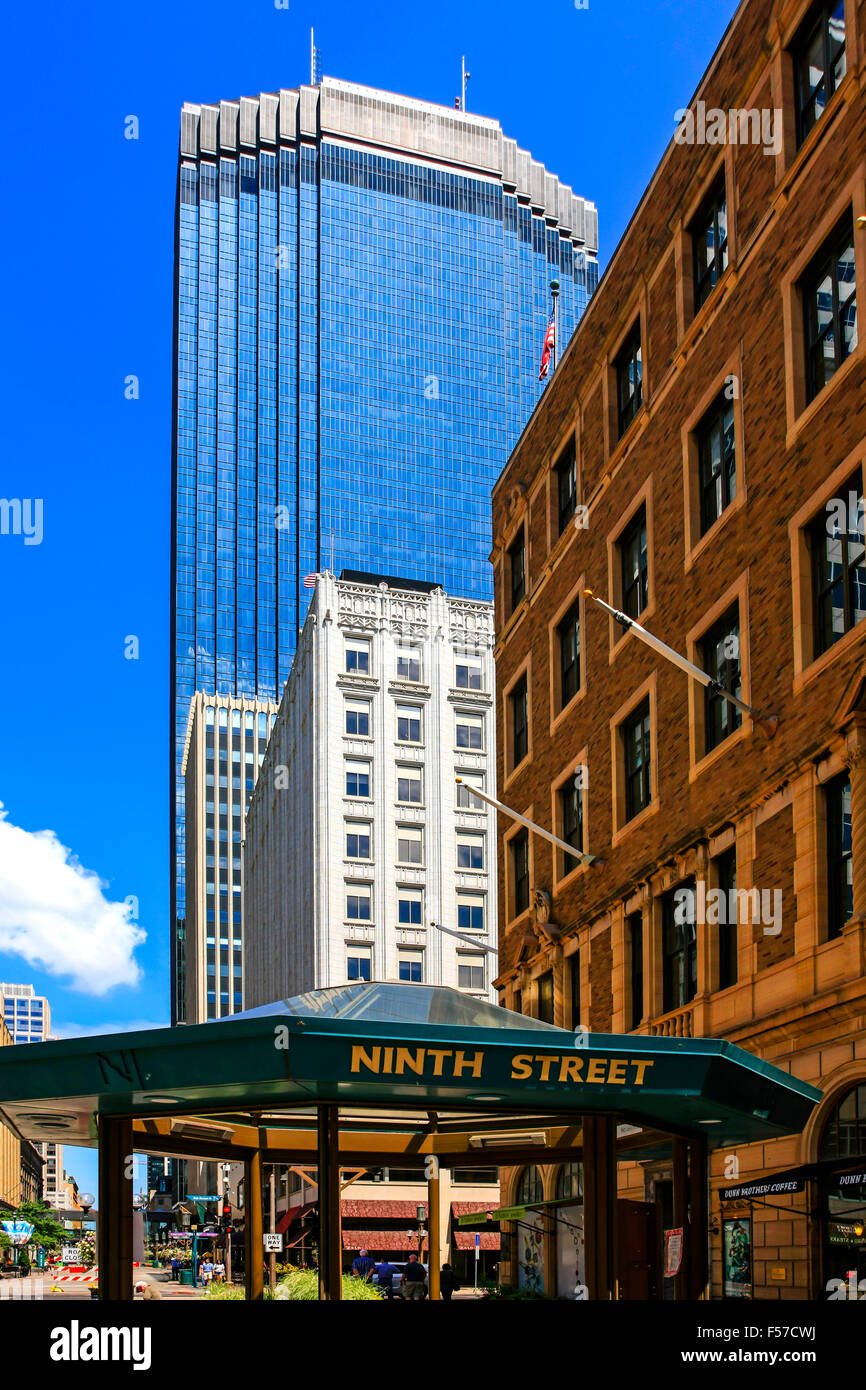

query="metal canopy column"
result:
[672,1137,688,1300]
[688,1135,708,1299]
[583,1114,616,1299]
[244,1148,264,1301]
[318,1103,342,1300]
[97,1115,133,1301]
[428,1158,441,1299]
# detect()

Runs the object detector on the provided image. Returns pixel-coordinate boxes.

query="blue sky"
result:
[0,0,731,1196]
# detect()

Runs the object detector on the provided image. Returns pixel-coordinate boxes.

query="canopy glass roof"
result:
[229,982,564,1032]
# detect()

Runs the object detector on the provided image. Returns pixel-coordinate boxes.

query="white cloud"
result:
[0,803,145,993]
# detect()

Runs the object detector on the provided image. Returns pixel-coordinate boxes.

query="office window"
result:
[455,659,483,690]
[346,890,371,921]
[396,704,422,743]
[509,529,526,611]
[510,674,529,767]
[538,970,555,1025]
[692,176,728,311]
[398,889,423,925]
[457,834,484,871]
[793,0,847,145]
[619,505,649,619]
[628,912,644,1029]
[662,879,698,1012]
[826,773,853,939]
[802,213,857,404]
[716,848,738,989]
[397,827,423,865]
[697,393,736,535]
[810,468,866,656]
[345,699,370,737]
[457,893,485,931]
[555,441,577,534]
[559,775,584,876]
[456,711,484,750]
[558,599,581,708]
[568,952,581,1029]
[346,823,371,859]
[396,648,422,682]
[347,948,372,983]
[456,772,484,809]
[615,324,643,438]
[398,951,423,983]
[458,956,485,991]
[345,639,370,675]
[622,698,652,823]
[700,605,742,754]
[396,768,423,804]
[345,760,371,798]
[511,828,530,915]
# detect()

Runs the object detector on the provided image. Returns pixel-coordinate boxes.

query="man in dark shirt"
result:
[401,1253,427,1299]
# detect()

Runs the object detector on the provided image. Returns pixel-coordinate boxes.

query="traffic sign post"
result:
[263,1233,283,1252]
[474,1232,480,1291]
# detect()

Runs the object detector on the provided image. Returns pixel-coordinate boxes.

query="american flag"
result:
[303,573,319,588]
[538,309,556,380]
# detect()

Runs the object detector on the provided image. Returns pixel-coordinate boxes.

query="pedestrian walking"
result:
[401,1253,427,1300]
[200,1256,214,1287]
[439,1263,460,1301]
[351,1248,376,1281]
[375,1257,397,1299]
[213,1257,225,1284]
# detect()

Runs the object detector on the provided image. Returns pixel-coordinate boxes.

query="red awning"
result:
[341,1199,427,1220]
[453,1231,500,1251]
[276,1201,315,1234]
[342,1229,428,1252]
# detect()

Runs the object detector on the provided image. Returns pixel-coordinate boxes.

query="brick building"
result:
[491,0,866,1298]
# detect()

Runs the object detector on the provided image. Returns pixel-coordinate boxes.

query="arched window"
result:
[516,1164,543,1206]
[819,1082,866,1160]
[556,1162,584,1202]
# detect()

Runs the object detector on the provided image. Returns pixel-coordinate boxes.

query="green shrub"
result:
[203,1269,382,1301]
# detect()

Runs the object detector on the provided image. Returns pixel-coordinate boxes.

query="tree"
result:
[2,1201,69,1250]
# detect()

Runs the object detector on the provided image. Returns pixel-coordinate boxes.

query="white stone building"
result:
[244,571,498,1003]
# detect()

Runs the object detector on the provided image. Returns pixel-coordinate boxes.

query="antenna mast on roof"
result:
[310,28,322,86]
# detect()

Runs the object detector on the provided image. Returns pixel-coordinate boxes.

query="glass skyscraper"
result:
[172,76,599,1020]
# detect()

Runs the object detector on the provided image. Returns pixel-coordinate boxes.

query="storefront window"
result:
[820,1083,866,1292]
[556,1162,584,1202]
[516,1165,543,1206]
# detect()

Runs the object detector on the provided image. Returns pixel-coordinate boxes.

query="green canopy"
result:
[0,983,820,1150]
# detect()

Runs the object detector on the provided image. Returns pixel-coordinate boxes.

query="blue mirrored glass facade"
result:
[172,81,599,1020]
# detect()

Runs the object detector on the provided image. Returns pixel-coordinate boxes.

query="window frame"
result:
[801,212,857,405]
[792,0,848,147]
[615,322,643,439]
[690,174,729,313]
[825,771,853,940]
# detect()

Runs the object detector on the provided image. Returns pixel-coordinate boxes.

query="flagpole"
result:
[584,590,778,736]
[455,778,599,867]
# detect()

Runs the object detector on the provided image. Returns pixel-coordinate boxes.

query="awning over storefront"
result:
[720,1155,866,1202]
[276,1201,315,1234]
[342,1230,425,1252]
[453,1230,500,1251]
